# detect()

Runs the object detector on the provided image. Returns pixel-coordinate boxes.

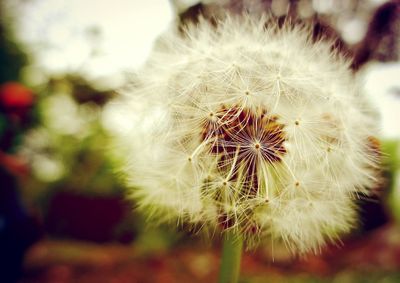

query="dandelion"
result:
[110,15,380,257]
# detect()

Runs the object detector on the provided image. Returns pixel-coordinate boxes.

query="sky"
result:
[6,0,173,88]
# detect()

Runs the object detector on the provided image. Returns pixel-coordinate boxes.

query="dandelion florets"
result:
[110,15,381,254]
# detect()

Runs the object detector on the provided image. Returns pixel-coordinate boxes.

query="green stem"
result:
[384,140,400,222]
[218,231,243,283]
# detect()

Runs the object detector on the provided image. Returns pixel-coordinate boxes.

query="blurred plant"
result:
[0,82,36,153]
[10,72,148,246]
[0,14,41,283]
[18,74,122,208]
[0,20,27,84]
[110,14,381,283]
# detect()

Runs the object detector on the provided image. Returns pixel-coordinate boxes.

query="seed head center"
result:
[202,106,286,163]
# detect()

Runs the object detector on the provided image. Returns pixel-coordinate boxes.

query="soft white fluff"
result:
[110,15,380,254]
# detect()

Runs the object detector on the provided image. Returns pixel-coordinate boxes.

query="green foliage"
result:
[0,25,27,83]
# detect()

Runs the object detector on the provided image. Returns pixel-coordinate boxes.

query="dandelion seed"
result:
[111,15,381,254]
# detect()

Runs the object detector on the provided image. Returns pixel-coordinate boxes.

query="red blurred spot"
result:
[0,82,34,109]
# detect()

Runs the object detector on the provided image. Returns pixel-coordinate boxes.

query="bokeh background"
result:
[0,0,399,282]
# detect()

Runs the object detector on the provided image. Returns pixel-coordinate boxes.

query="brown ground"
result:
[20,222,400,283]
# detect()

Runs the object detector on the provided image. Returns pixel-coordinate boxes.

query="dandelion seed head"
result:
[111,15,381,254]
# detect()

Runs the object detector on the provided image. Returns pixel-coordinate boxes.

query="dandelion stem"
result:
[384,140,400,222]
[218,230,243,283]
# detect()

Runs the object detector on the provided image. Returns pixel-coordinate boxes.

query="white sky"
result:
[363,62,400,139]
[7,0,173,87]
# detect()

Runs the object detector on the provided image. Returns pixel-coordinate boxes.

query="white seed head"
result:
[110,15,381,254]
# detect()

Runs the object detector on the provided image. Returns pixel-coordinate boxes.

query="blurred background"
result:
[0,0,399,282]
